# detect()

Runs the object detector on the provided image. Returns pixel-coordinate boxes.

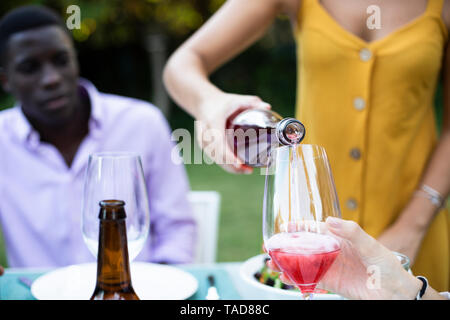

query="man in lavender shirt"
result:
[0,6,196,268]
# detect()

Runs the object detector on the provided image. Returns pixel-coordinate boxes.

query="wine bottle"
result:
[226,109,305,167]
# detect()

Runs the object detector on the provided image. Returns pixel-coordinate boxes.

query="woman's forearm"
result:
[399,273,446,300]
[163,49,223,120]
[163,0,286,119]
[422,285,448,300]
[396,131,450,232]
[420,131,450,198]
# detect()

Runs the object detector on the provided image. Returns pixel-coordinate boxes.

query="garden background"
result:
[0,0,445,267]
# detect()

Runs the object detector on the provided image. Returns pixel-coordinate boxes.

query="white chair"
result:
[187,191,221,264]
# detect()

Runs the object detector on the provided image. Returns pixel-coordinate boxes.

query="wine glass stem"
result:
[303,292,314,300]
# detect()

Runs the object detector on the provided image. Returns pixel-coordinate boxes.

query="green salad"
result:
[253,256,298,291]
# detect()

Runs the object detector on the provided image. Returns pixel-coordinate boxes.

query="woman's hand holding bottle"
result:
[195,92,271,174]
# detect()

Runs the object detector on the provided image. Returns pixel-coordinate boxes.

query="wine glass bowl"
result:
[263,144,341,299]
[81,152,150,262]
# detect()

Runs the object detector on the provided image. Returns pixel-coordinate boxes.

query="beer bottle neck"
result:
[95,218,133,291]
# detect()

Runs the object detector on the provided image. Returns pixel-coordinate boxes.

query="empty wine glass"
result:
[263,144,342,300]
[81,152,150,262]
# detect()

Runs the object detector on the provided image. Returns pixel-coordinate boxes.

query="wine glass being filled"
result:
[263,144,342,300]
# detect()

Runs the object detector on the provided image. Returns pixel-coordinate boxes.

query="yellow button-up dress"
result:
[295,0,449,291]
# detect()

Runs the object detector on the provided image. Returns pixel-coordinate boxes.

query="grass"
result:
[185,162,266,262]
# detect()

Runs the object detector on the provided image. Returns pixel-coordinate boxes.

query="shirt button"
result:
[350,148,361,160]
[346,198,358,210]
[359,48,372,61]
[353,97,366,111]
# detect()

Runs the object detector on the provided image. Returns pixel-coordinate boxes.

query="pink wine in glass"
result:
[267,232,340,294]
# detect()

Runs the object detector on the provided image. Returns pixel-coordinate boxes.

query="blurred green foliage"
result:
[0,0,296,119]
[0,0,226,44]
[0,0,229,111]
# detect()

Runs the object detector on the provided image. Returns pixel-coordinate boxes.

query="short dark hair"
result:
[0,5,69,67]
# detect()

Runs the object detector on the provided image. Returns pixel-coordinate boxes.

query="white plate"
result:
[31,262,198,300]
[239,254,344,300]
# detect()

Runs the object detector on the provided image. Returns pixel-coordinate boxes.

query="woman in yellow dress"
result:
[163,0,450,292]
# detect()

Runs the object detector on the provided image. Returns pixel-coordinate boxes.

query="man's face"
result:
[2,25,79,127]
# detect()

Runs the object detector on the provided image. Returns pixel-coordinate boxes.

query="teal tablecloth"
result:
[0,263,242,300]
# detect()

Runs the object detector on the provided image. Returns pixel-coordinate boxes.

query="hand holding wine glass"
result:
[268,217,445,300]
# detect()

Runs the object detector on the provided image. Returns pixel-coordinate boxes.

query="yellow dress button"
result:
[350,148,361,160]
[346,198,358,210]
[359,48,372,61]
[353,97,366,110]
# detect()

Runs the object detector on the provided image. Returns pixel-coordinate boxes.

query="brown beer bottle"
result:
[90,200,139,300]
